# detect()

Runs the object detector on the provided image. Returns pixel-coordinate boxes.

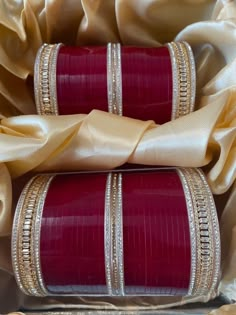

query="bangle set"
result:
[34,42,196,123]
[11,41,221,300]
[12,168,220,297]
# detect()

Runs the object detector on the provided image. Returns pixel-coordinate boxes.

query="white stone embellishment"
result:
[177,168,221,296]
[107,43,123,116]
[183,41,196,114]
[167,42,196,120]
[104,173,125,296]
[34,44,62,115]
[12,175,54,296]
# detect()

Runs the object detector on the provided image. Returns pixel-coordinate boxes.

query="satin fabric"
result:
[6,309,236,315]
[7,310,236,315]
[0,0,235,313]
[7,308,236,315]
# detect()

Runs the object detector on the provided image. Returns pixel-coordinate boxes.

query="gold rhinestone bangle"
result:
[182,41,196,113]
[34,43,62,115]
[167,42,196,120]
[104,173,125,296]
[12,175,54,296]
[173,42,191,117]
[177,168,221,296]
[107,43,123,116]
[174,42,195,116]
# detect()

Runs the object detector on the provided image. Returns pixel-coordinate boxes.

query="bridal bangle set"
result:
[11,42,221,298]
[12,168,221,297]
[34,42,196,123]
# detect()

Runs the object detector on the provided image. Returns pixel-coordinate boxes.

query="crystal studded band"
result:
[11,175,54,296]
[167,42,196,120]
[104,173,125,296]
[174,42,196,116]
[173,41,191,117]
[177,168,221,296]
[107,43,123,116]
[34,43,62,115]
[182,41,196,114]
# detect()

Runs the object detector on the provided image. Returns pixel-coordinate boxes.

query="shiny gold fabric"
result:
[7,308,236,315]
[5,309,234,315]
[6,307,236,315]
[7,309,236,315]
[0,0,236,313]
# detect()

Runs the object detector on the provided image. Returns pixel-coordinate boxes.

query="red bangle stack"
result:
[12,168,220,297]
[34,42,196,123]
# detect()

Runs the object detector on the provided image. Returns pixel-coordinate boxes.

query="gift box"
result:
[0,0,236,315]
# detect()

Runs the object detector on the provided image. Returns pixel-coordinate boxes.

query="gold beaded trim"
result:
[12,175,54,296]
[104,173,125,296]
[177,168,221,296]
[107,43,123,116]
[183,41,196,113]
[34,43,62,115]
[167,42,196,119]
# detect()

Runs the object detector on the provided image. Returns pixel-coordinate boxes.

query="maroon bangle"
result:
[34,42,196,123]
[12,168,220,297]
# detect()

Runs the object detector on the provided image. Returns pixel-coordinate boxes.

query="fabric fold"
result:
[0,98,233,196]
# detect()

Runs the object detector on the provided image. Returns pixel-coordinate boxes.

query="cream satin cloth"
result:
[0,0,236,313]
[6,308,236,315]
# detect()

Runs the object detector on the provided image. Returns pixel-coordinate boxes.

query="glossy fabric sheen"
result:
[57,46,172,123]
[40,171,190,295]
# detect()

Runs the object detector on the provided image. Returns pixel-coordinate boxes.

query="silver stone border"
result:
[11,175,54,296]
[115,173,125,295]
[177,168,221,296]
[174,42,190,117]
[12,177,36,296]
[104,173,125,296]
[33,176,55,295]
[167,42,179,121]
[167,41,196,120]
[116,44,123,116]
[34,44,46,115]
[104,173,112,294]
[177,169,197,295]
[34,43,62,115]
[34,44,53,115]
[175,42,196,117]
[107,43,123,116]
[49,43,63,115]
[196,169,221,294]
[183,41,196,114]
